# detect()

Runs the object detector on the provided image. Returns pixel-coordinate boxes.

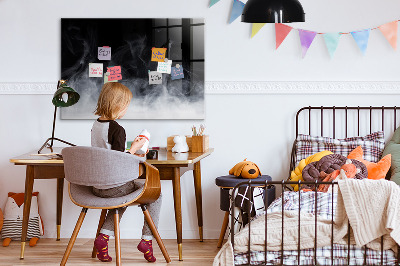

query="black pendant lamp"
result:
[242,0,305,23]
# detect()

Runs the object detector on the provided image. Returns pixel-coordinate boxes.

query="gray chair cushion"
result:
[69,180,145,208]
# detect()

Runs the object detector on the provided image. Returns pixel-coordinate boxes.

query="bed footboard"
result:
[230,180,400,266]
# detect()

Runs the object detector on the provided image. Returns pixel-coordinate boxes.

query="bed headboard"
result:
[290,106,400,179]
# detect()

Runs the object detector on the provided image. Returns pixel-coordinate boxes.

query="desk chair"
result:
[60,146,171,265]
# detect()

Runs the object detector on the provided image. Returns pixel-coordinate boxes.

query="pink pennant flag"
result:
[378,21,398,50]
[275,23,293,49]
[298,29,318,58]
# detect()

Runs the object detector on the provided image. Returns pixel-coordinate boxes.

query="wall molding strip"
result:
[1,81,400,95]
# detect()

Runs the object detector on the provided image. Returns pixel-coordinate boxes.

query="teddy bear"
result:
[1,192,44,247]
[229,159,261,179]
[172,135,189,153]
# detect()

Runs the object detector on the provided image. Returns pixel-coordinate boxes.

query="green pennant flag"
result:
[323,33,341,58]
[209,0,221,7]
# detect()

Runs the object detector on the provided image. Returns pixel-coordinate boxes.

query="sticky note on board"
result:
[89,63,103,77]
[98,46,111,60]
[151,47,167,62]
[107,66,122,81]
[171,65,184,80]
[149,71,162,85]
[104,72,117,84]
[157,60,172,74]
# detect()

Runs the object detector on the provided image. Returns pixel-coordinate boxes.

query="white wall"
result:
[1,0,400,240]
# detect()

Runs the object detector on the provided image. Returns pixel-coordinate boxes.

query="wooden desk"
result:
[10,147,213,261]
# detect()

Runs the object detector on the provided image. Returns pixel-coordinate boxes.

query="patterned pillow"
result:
[294,131,385,166]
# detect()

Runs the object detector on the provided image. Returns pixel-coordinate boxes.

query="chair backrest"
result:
[62,146,145,187]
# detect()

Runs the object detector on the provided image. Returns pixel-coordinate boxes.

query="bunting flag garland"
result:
[298,29,317,58]
[229,0,245,24]
[209,0,220,7]
[351,29,370,55]
[275,23,293,49]
[209,3,400,58]
[251,23,266,38]
[323,33,341,58]
[378,21,398,50]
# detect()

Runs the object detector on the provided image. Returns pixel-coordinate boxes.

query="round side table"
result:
[215,175,275,248]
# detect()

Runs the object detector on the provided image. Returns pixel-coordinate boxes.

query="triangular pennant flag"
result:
[323,33,341,58]
[298,29,317,58]
[275,23,293,49]
[378,21,398,50]
[351,29,370,55]
[251,23,266,38]
[229,0,245,24]
[209,0,220,7]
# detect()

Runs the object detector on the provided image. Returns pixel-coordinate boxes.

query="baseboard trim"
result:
[1,81,400,95]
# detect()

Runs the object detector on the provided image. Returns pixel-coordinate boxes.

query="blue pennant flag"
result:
[209,0,221,7]
[229,0,245,24]
[323,33,341,58]
[351,29,371,55]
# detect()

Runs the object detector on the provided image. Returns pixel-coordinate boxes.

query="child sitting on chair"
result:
[91,82,162,263]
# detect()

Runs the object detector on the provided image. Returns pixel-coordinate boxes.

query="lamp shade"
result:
[52,84,80,107]
[242,0,305,23]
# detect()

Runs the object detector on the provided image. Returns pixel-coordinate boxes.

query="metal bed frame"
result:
[230,106,400,266]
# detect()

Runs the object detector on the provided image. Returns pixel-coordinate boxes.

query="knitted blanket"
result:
[335,178,399,251]
[214,179,400,266]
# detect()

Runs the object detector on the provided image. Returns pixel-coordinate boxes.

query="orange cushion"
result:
[348,146,391,180]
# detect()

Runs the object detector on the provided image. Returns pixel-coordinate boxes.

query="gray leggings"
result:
[92,180,162,240]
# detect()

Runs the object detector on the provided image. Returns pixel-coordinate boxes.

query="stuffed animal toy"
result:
[172,135,189,153]
[1,192,44,247]
[229,159,261,179]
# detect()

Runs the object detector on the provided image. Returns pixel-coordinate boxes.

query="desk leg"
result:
[20,165,35,259]
[56,178,64,241]
[172,167,183,261]
[193,161,203,242]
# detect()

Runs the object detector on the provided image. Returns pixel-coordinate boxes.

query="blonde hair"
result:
[95,83,133,120]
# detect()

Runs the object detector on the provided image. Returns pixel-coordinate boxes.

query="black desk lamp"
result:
[38,80,80,154]
[241,0,305,23]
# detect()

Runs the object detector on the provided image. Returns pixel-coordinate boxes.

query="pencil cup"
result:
[191,135,209,153]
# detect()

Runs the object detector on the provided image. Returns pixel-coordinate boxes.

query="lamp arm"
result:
[50,105,57,148]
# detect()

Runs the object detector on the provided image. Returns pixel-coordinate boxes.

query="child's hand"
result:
[129,137,147,155]
[134,148,149,157]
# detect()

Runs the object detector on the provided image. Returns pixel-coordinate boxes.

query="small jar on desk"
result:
[215,175,275,248]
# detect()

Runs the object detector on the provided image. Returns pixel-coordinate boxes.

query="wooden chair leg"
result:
[217,211,230,248]
[60,208,88,266]
[141,205,171,263]
[114,210,121,266]
[91,209,108,258]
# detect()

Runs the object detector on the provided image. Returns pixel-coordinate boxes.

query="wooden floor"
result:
[0,239,221,265]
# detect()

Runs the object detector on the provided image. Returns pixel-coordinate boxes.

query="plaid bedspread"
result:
[234,191,397,265]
